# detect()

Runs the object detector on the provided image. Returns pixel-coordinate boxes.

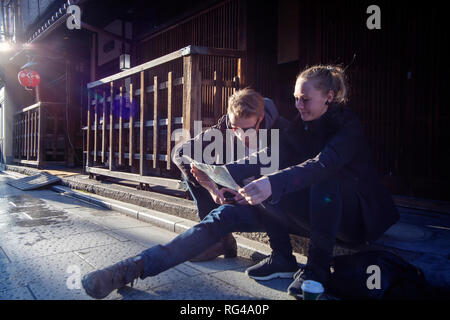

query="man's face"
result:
[294,78,331,122]
[227,112,263,148]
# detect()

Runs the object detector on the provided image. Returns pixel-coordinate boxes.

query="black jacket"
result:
[173,98,289,187]
[265,104,399,241]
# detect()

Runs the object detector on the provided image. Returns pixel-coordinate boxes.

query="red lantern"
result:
[18,69,41,88]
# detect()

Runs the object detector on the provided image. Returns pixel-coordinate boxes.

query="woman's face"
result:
[294,78,332,122]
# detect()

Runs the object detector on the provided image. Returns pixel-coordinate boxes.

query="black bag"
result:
[326,250,446,300]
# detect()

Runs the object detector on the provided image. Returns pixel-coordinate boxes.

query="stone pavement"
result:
[2,166,450,299]
[0,171,298,300]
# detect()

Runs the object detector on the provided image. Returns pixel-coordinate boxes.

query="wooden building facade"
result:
[12,0,448,201]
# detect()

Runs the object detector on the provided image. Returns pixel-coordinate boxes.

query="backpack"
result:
[326,250,448,300]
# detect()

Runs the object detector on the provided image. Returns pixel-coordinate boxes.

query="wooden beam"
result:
[87,46,245,90]
[87,49,184,89]
[233,76,240,92]
[86,166,181,189]
[182,54,202,136]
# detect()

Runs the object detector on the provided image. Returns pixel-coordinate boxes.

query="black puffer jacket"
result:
[265,103,399,241]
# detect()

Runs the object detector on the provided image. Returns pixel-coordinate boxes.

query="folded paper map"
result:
[181,155,241,191]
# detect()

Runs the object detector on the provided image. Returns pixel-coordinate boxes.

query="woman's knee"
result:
[309,178,342,210]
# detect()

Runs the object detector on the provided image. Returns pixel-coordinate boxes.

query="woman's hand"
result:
[238,176,272,205]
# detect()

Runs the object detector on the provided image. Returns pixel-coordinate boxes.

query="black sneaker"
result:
[287,267,323,299]
[82,255,144,299]
[245,252,298,281]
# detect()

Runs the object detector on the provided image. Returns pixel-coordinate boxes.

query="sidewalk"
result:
[3,165,450,291]
[0,172,301,300]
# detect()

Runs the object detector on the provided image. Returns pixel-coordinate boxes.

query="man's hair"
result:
[227,88,264,118]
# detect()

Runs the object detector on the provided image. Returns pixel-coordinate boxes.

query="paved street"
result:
[0,172,295,300]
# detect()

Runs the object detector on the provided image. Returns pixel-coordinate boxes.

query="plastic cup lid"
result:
[301,280,324,294]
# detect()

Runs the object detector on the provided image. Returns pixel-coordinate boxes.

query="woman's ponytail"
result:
[298,64,349,104]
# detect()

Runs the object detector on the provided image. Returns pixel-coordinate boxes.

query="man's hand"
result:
[190,164,216,191]
[217,188,250,206]
[191,164,225,205]
[238,176,272,205]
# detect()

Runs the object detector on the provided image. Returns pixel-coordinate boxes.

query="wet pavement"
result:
[0,172,296,300]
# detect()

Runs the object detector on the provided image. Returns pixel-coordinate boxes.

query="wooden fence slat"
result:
[33,111,37,157]
[86,90,91,167]
[30,111,33,159]
[167,71,172,170]
[182,55,202,137]
[37,106,42,165]
[102,89,106,163]
[140,71,146,175]
[53,107,58,160]
[214,71,223,121]
[109,82,114,170]
[94,91,98,163]
[153,75,158,169]
[26,111,29,160]
[129,82,134,167]
[119,86,123,165]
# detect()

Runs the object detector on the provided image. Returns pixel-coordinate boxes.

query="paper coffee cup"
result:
[301,280,324,300]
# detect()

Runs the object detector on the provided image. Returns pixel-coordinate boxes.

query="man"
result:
[173,88,288,261]
[82,88,297,300]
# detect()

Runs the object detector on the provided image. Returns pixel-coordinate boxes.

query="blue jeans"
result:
[138,176,365,281]
[139,204,266,278]
[184,176,218,221]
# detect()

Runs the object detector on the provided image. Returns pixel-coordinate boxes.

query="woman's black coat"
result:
[265,104,399,242]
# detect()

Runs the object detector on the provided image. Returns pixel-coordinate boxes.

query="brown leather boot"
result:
[190,234,237,262]
[82,255,144,299]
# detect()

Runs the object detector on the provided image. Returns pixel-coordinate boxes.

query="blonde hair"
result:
[227,88,264,118]
[297,64,349,104]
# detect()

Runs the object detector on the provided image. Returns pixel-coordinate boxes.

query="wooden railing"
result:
[84,45,244,188]
[13,102,68,167]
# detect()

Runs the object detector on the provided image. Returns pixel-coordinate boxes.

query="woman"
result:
[238,64,400,296]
